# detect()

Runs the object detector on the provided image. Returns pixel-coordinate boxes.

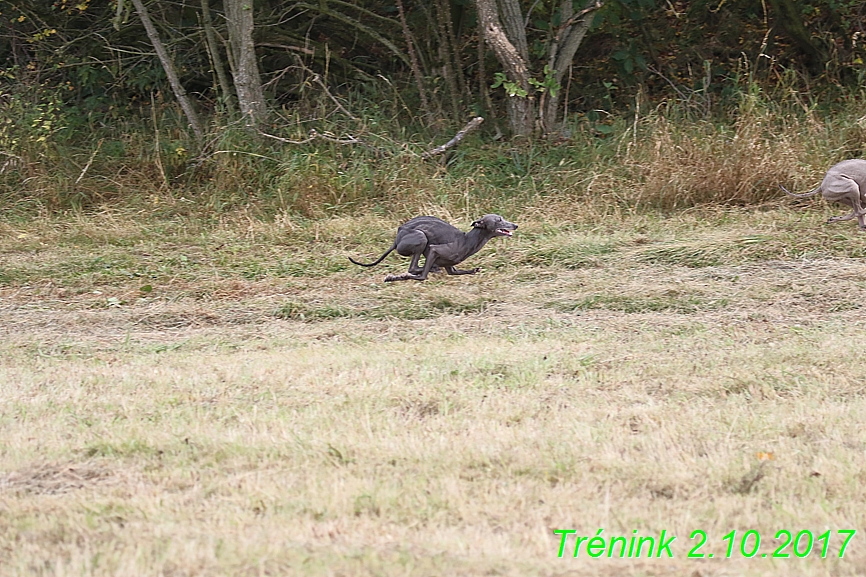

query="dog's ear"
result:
[472,219,483,228]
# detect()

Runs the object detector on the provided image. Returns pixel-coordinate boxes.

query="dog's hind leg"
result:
[394,230,429,274]
[858,198,866,229]
[387,248,439,281]
[407,253,423,274]
[399,235,441,275]
[827,210,857,223]
[379,231,430,281]
[823,175,866,229]
[852,184,866,229]
[408,252,442,274]
[418,252,442,274]
[384,272,418,282]
[444,266,481,275]
[405,246,454,281]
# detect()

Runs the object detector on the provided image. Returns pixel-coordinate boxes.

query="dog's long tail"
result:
[349,243,397,267]
[779,184,822,198]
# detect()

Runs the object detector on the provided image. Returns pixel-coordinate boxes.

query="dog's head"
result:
[472,214,518,237]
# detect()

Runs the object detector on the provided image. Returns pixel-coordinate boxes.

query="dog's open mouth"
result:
[497,228,514,236]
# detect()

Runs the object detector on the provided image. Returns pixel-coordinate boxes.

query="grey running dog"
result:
[349,214,518,281]
[780,159,866,229]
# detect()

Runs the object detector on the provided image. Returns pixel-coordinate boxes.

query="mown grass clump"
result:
[549,293,729,314]
[517,239,617,269]
[635,229,866,268]
[273,294,492,322]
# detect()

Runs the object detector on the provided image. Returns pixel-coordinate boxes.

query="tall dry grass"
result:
[591,88,866,210]
[3,80,866,223]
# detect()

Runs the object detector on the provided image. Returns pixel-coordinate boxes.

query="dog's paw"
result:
[473,267,482,274]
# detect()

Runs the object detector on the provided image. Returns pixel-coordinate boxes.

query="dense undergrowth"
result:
[2,76,866,222]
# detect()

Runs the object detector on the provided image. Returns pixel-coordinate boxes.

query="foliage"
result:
[492,65,560,99]
[0,0,863,137]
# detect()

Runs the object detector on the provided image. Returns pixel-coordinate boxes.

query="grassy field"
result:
[2,203,866,576]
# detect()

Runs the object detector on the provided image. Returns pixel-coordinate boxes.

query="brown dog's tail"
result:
[780,184,821,198]
[349,243,397,267]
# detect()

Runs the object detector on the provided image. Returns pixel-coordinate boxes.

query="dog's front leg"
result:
[405,248,443,281]
[409,254,441,274]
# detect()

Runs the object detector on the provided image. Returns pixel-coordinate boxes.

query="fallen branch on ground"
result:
[421,117,484,159]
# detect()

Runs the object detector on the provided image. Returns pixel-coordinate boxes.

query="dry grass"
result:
[2,207,866,576]
[611,108,810,208]
[565,95,866,212]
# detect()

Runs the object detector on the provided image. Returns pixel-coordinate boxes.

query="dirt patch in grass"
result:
[0,461,116,495]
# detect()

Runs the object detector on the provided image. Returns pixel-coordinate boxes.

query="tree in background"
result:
[225,0,266,126]
[128,0,205,142]
[478,0,602,136]
[0,0,864,146]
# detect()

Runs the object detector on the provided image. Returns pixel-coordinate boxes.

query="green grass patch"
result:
[636,229,866,269]
[274,295,491,322]
[550,293,729,314]
[518,239,617,269]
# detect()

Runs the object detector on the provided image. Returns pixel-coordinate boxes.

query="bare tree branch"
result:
[257,42,315,55]
[554,0,603,43]
[395,0,432,122]
[130,0,204,142]
[254,116,484,160]
[292,2,411,67]
[201,0,236,115]
[76,139,104,184]
[257,128,363,146]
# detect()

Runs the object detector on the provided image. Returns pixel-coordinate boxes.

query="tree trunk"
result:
[541,0,600,133]
[496,0,528,61]
[130,0,204,142]
[201,0,237,116]
[434,0,462,118]
[476,0,534,136]
[395,0,433,122]
[477,16,499,133]
[442,0,467,99]
[224,0,267,126]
